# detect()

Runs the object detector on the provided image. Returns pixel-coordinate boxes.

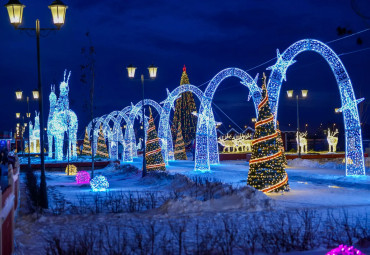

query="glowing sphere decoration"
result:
[90,175,109,192]
[65,164,77,175]
[326,244,363,255]
[75,171,90,184]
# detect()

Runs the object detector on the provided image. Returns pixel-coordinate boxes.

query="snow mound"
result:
[158,185,273,214]
[288,158,344,169]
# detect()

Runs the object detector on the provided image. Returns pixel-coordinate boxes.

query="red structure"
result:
[0,154,20,255]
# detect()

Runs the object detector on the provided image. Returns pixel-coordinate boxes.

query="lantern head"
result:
[5,0,25,28]
[48,0,68,29]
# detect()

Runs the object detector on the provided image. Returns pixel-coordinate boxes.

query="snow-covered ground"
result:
[14,157,370,254]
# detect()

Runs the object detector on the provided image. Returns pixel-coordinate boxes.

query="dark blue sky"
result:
[1,0,370,139]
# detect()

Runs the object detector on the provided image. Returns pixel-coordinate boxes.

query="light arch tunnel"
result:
[86,39,365,176]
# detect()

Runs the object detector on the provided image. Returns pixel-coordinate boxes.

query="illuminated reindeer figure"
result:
[296,131,308,153]
[327,128,339,153]
[236,134,253,152]
[218,134,238,153]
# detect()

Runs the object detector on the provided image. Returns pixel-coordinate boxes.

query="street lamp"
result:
[15,89,22,100]
[15,91,36,169]
[5,0,68,209]
[32,89,39,100]
[126,64,157,177]
[286,89,308,158]
[16,112,20,118]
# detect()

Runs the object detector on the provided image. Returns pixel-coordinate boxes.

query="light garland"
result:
[266,39,365,176]
[90,175,109,192]
[247,73,289,192]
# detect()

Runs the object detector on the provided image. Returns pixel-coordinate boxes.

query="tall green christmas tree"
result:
[171,65,197,146]
[276,121,287,167]
[247,73,289,193]
[174,122,187,160]
[82,128,92,156]
[96,125,109,158]
[145,107,166,171]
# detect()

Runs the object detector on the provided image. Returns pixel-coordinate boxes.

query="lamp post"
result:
[126,64,158,177]
[6,0,68,209]
[287,89,308,158]
[15,90,37,168]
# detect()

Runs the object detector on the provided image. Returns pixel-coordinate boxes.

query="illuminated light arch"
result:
[157,85,215,165]
[101,111,121,159]
[266,39,365,176]
[124,99,164,162]
[113,106,133,161]
[195,68,262,172]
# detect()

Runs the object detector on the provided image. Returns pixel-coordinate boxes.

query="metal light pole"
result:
[16,90,38,169]
[27,97,31,168]
[5,0,68,209]
[127,64,158,177]
[287,89,308,158]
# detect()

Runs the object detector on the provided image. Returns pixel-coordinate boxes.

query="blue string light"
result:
[266,39,365,176]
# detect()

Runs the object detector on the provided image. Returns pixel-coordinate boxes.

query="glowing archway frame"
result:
[124,99,164,162]
[266,39,365,176]
[195,68,262,172]
[113,106,133,161]
[158,85,215,165]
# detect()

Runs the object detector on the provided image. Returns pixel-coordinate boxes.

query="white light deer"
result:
[296,131,308,153]
[327,128,338,153]
[236,134,253,152]
[218,134,238,153]
[137,138,143,150]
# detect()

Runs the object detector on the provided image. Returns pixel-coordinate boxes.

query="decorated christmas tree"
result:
[145,107,166,171]
[82,128,92,156]
[247,73,289,193]
[171,65,198,145]
[174,122,187,160]
[276,121,287,166]
[96,125,109,158]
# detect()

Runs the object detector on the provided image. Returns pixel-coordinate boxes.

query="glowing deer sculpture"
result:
[218,134,238,153]
[296,131,308,154]
[327,128,339,153]
[236,134,253,152]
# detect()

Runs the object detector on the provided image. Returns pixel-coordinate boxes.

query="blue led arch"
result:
[266,39,365,176]
[124,99,164,162]
[195,68,262,172]
[157,84,213,165]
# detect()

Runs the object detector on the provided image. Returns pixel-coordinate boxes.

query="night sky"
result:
[1,0,370,140]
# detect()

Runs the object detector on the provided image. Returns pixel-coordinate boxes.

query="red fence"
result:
[1,154,20,255]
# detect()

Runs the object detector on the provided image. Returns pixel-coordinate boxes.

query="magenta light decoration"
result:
[76,171,90,184]
[327,244,363,255]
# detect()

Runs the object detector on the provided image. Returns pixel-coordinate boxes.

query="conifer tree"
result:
[145,107,166,171]
[174,122,187,160]
[247,73,289,193]
[171,65,197,145]
[96,125,109,158]
[82,128,92,156]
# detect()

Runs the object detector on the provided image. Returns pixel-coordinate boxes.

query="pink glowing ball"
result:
[76,171,91,184]
[327,244,363,255]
